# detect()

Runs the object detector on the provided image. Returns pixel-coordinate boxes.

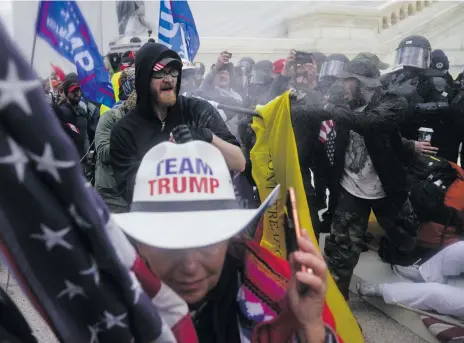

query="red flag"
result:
[51,64,65,81]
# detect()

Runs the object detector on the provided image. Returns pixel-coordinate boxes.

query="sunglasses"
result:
[152,69,180,79]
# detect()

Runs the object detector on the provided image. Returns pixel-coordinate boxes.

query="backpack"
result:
[407,154,464,250]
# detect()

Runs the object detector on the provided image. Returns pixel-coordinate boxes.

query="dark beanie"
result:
[431,49,449,71]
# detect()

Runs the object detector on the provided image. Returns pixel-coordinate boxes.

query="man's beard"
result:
[348,86,365,109]
[157,90,177,107]
[68,97,80,106]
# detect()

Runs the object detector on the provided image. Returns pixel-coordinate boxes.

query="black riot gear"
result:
[248,60,274,107]
[238,57,256,78]
[319,54,349,95]
[383,36,461,162]
[320,54,350,80]
[393,35,431,70]
[250,60,273,85]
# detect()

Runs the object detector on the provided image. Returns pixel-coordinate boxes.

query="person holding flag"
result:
[250,91,366,342]
[35,1,115,109]
[158,0,200,63]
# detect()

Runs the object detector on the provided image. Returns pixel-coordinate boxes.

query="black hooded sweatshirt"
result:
[110,43,239,204]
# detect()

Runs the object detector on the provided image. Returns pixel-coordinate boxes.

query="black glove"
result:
[171,125,193,143]
[171,125,213,143]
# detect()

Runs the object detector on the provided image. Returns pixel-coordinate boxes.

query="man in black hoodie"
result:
[110,43,245,204]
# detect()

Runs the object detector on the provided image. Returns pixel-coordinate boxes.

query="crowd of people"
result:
[6,29,464,342]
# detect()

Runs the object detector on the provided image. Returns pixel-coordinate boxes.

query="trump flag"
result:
[35,1,115,108]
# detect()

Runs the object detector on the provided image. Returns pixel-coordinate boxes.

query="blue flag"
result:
[36,1,115,108]
[158,0,200,62]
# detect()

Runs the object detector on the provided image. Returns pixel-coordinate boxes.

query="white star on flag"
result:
[0,58,41,116]
[88,324,101,343]
[60,10,70,22]
[69,204,92,229]
[129,271,142,305]
[79,259,100,286]
[103,311,128,330]
[29,143,76,182]
[30,224,73,251]
[0,136,29,183]
[59,41,63,47]
[57,279,87,300]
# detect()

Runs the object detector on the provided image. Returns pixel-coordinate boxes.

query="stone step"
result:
[320,233,462,343]
[349,250,440,343]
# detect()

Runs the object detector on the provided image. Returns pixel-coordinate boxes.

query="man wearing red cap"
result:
[59,80,89,158]
[272,59,286,78]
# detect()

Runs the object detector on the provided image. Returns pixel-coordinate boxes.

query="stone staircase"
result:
[319,232,464,343]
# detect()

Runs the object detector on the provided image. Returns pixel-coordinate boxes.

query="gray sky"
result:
[0,1,13,36]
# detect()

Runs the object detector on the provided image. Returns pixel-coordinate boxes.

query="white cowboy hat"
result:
[113,141,280,249]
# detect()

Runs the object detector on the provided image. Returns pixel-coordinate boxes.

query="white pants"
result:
[382,242,464,317]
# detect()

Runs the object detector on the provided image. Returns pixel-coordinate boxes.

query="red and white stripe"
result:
[153,63,165,72]
[319,120,335,143]
[105,216,196,343]
[421,315,464,343]
[66,123,80,134]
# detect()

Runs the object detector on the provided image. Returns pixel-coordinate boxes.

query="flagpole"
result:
[31,1,41,66]
[30,35,37,66]
[179,25,189,61]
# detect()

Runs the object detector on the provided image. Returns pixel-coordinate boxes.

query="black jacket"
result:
[110,43,239,204]
[293,89,415,203]
[382,68,461,162]
[52,103,86,158]
[326,89,415,199]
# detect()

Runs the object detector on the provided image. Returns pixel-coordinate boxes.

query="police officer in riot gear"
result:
[249,60,274,107]
[430,50,454,88]
[318,53,350,96]
[235,57,256,106]
[381,35,460,162]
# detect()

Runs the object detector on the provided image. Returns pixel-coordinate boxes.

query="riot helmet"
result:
[319,54,349,81]
[393,35,431,69]
[238,57,255,77]
[312,52,328,75]
[250,60,273,84]
[194,61,205,78]
[180,60,197,94]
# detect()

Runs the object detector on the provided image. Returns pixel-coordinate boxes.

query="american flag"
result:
[319,120,335,144]
[0,21,195,343]
[421,316,464,343]
[319,120,336,165]
[153,63,166,72]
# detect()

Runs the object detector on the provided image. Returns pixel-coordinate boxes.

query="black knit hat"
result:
[431,49,449,71]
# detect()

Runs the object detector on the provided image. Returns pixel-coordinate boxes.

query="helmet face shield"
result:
[394,46,431,69]
[250,71,271,84]
[319,60,346,80]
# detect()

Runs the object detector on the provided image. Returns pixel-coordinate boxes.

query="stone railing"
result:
[194,0,463,72]
[377,0,438,32]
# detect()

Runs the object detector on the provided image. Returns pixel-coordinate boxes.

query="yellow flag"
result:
[250,91,364,343]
